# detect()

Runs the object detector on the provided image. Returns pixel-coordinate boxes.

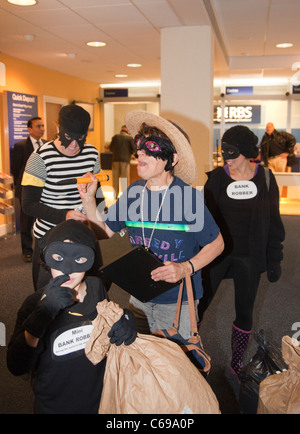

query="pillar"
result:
[160,26,214,187]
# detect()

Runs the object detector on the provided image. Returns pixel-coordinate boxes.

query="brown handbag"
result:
[153,268,211,376]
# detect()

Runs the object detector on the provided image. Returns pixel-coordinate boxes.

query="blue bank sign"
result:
[226,86,253,95]
[214,105,261,124]
[6,91,38,150]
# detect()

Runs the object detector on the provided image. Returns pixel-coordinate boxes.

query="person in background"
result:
[21,104,105,291]
[199,125,285,380]
[7,219,136,414]
[260,122,296,172]
[78,110,224,340]
[109,125,136,199]
[10,117,46,263]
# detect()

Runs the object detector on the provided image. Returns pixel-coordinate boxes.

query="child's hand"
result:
[40,275,74,317]
[23,275,74,339]
[108,309,137,346]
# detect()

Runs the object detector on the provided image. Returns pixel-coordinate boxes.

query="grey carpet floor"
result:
[0,215,299,414]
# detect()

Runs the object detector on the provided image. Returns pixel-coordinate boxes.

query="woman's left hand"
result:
[151,261,186,283]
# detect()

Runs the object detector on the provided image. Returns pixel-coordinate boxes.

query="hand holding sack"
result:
[85,300,220,414]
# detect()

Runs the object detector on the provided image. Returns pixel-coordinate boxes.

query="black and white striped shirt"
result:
[22,141,100,238]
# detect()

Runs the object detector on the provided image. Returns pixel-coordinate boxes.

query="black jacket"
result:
[10,137,46,198]
[260,129,296,166]
[204,165,285,272]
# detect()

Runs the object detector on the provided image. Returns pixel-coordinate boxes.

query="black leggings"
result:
[199,256,261,331]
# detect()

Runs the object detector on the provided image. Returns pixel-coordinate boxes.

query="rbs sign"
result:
[214,105,261,124]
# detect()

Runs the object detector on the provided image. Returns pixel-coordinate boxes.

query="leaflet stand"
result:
[0,172,16,239]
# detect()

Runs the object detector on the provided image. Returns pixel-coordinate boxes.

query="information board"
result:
[6,91,38,150]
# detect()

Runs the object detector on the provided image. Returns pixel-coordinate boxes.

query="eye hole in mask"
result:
[52,253,88,265]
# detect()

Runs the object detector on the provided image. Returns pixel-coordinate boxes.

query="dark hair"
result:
[27,117,42,128]
[138,122,170,141]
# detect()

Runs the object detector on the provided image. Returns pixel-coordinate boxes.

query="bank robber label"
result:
[52,323,94,359]
[227,180,257,200]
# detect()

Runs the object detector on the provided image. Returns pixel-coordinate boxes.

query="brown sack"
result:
[257,336,300,414]
[85,300,221,414]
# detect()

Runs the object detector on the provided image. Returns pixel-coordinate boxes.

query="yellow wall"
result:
[0,53,101,229]
[0,53,101,169]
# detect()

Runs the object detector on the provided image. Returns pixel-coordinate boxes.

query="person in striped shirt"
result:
[21,104,105,291]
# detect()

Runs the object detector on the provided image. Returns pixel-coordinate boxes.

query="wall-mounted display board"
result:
[6,91,38,151]
[214,105,261,124]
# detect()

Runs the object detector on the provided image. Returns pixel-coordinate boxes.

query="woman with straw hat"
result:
[78,111,224,339]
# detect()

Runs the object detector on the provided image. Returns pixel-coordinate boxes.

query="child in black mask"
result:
[7,220,136,414]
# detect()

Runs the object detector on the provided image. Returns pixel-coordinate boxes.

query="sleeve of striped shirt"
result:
[21,152,47,187]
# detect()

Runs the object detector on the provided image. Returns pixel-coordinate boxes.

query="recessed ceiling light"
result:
[7,0,36,5]
[115,74,128,78]
[127,63,142,68]
[276,43,293,48]
[24,34,35,42]
[86,41,106,48]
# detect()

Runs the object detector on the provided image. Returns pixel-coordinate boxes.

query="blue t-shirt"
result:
[105,177,220,303]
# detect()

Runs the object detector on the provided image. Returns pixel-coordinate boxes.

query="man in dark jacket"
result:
[109,125,136,198]
[260,122,296,172]
[10,117,46,262]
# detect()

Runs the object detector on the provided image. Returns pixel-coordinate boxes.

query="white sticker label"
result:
[226,180,257,200]
[53,324,93,357]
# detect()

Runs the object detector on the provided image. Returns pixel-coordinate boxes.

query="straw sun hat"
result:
[125,110,197,185]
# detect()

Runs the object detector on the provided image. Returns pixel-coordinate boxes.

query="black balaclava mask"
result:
[221,125,259,160]
[43,220,96,275]
[58,104,91,150]
[135,134,177,172]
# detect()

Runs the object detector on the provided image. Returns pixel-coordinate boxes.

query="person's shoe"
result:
[23,253,32,263]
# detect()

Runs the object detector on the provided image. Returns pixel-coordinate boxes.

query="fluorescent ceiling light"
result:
[87,41,106,47]
[100,81,160,88]
[24,34,35,42]
[276,43,293,48]
[7,0,36,5]
[127,63,142,68]
[115,74,128,78]
[214,77,290,87]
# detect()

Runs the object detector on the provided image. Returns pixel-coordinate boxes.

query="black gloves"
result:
[23,275,74,338]
[108,309,137,346]
[267,262,282,283]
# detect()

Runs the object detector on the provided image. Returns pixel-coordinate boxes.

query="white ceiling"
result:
[0,0,300,86]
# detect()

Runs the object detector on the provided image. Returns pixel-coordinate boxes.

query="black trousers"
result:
[199,256,261,331]
[17,197,34,255]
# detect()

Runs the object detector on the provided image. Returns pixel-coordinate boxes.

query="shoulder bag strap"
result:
[173,264,198,335]
[184,269,198,335]
[173,280,184,330]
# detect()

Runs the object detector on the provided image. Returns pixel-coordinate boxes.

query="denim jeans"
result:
[128,295,199,340]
